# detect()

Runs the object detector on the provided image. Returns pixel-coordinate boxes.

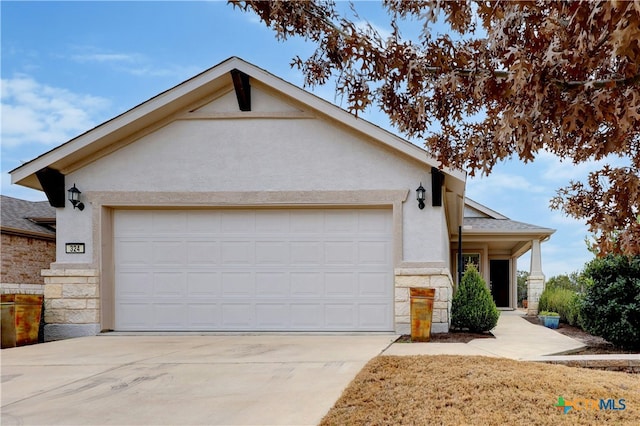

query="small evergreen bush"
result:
[581,255,640,350]
[451,266,500,332]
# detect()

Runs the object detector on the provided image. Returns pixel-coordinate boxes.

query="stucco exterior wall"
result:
[58,89,448,266]
[0,233,55,295]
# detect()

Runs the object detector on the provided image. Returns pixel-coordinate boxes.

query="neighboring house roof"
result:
[0,195,56,240]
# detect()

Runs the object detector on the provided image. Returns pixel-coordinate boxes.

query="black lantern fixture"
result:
[67,184,85,211]
[416,182,426,210]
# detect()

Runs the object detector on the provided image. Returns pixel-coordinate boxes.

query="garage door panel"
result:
[187,211,221,233]
[255,211,290,233]
[358,272,390,296]
[153,272,185,297]
[221,211,255,233]
[153,241,186,265]
[187,272,220,297]
[358,304,391,327]
[117,272,153,298]
[188,303,220,328]
[324,241,355,264]
[358,241,389,265]
[221,241,254,264]
[358,210,391,233]
[221,272,253,296]
[325,273,357,296]
[325,304,356,328]
[291,304,322,327]
[116,240,151,265]
[221,303,253,327]
[290,242,322,264]
[154,303,187,328]
[256,304,289,327]
[152,211,187,234]
[255,272,289,296]
[290,211,323,233]
[117,302,153,328]
[324,210,356,233]
[187,241,220,265]
[290,273,323,296]
[255,241,288,264]
[114,209,393,331]
[115,210,151,234]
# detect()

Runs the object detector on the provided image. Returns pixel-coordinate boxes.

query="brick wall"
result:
[1,233,56,294]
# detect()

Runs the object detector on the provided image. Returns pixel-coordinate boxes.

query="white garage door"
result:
[114,209,394,331]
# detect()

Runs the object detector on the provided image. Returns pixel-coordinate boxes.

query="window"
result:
[462,253,481,273]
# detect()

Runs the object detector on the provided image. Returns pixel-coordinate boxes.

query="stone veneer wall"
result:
[0,233,55,295]
[41,269,101,341]
[394,268,454,335]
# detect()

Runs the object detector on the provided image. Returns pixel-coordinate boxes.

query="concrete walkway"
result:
[383,310,586,360]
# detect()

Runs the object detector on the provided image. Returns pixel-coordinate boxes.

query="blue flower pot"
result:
[541,316,559,329]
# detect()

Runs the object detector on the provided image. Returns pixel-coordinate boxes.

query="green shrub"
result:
[539,311,559,316]
[538,286,578,324]
[451,266,500,333]
[581,255,640,350]
[565,293,584,328]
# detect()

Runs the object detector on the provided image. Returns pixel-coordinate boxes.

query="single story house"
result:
[1,195,56,295]
[10,57,554,341]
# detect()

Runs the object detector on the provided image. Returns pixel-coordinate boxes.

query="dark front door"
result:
[490,260,510,307]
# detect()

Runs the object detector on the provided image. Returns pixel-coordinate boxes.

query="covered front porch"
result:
[450,199,555,313]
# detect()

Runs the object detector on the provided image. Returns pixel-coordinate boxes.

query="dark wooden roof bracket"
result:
[230,69,251,111]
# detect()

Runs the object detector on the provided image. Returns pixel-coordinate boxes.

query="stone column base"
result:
[526,275,545,315]
[394,268,454,334]
[41,268,100,341]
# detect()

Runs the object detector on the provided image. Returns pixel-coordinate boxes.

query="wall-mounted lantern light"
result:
[416,182,426,210]
[68,184,85,211]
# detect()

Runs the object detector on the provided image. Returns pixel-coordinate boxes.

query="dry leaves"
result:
[232,0,640,256]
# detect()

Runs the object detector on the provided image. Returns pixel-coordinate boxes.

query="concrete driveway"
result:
[1,334,396,425]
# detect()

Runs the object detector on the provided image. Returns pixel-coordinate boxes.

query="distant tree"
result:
[232,0,640,256]
[545,275,574,291]
[517,270,529,307]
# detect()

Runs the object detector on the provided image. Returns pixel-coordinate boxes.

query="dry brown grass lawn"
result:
[321,355,639,425]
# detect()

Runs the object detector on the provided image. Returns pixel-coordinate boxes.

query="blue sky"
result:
[1,1,601,277]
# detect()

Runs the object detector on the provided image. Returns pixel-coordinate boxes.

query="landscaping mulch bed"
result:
[521,315,639,355]
[395,331,494,344]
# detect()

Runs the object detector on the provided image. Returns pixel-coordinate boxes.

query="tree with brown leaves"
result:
[231,0,640,256]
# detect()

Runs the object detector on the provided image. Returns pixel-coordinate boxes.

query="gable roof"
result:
[0,195,56,240]
[10,57,466,198]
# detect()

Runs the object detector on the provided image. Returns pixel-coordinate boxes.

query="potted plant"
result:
[538,311,560,329]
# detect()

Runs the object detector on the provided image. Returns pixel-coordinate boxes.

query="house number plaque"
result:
[65,243,85,254]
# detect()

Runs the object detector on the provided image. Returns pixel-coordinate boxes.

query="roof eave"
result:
[10,56,466,196]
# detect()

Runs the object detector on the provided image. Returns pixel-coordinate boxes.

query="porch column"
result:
[526,239,545,315]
